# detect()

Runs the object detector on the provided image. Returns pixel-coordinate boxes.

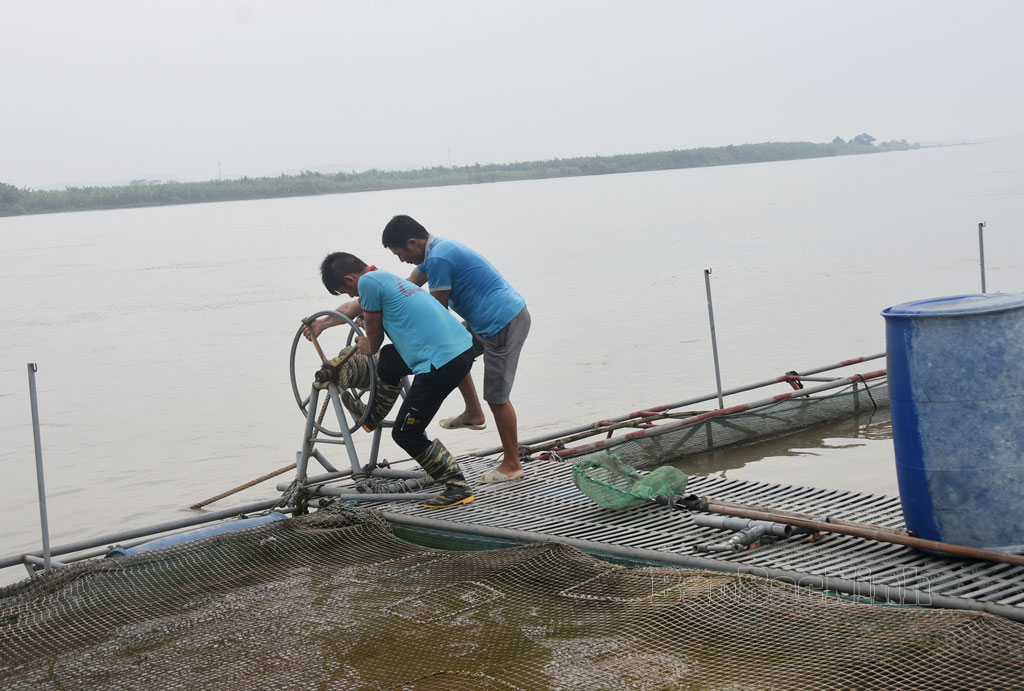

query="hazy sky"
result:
[3,0,1022,189]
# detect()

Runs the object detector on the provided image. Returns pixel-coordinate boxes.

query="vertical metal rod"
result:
[327,383,364,474]
[368,426,383,469]
[704,269,725,409]
[295,385,321,484]
[27,364,52,570]
[978,221,987,293]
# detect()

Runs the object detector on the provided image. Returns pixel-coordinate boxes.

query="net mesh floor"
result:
[3,506,1023,690]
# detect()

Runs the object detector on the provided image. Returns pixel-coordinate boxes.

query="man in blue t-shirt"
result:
[382,215,531,484]
[302,251,476,508]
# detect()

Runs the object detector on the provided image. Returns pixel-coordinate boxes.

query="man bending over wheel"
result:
[303,252,475,508]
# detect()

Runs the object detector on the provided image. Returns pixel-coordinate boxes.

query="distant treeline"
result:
[0,134,917,217]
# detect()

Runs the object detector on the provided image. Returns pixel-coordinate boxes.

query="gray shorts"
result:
[469,306,531,405]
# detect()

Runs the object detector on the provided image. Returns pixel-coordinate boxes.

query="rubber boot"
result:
[342,375,401,432]
[416,439,474,508]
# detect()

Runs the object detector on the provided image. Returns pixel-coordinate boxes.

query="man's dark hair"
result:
[320,252,368,295]
[381,214,428,249]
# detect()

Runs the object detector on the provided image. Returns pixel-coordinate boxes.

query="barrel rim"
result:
[882,292,1024,319]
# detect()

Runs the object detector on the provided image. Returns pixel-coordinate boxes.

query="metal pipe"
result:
[678,495,1024,567]
[553,369,887,459]
[693,513,792,538]
[311,449,338,473]
[274,466,424,492]
[367,425,384,469]
[470,353,886,457]
[23,554,66,568]
[697,525,771,553]
[278,471,348,490]
[308,487,436,501]
[979,221,987,293]
[13,507,298,567]
[27,364,53,571]
[355,477,434,494]
[704,269,725,409]
[294,385,320,484]
[694,514,794,553]
[327,383,363,474]
[369,468,429,479]
[0,498,284,570]
[380,510,1024,623]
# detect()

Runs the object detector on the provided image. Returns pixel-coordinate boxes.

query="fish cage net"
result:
[568,379,889,470]
[2,504,1023,690]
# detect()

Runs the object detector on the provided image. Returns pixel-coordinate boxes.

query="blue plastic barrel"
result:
[882,293,1024,552]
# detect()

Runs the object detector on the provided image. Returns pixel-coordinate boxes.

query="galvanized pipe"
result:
[327,383,363,474]
[311,449,338,473]
[23,554,66,568]
[471,353,886,457]
[367,425,384,469]
[294,384,321,484]
[276,466,423,493]
[27,364,53,571]
[978,221,987,292]
[355,477,434,494]
[697,525,771,553]
[681,496,1024,567]
[693,514,793,537]
[13,510,295,568]
[308,487,436,502]
[693,514,795,553]
[704,269,725,409]
[369,468,429,479]
[0,499,285,570]
[279,470,349,489]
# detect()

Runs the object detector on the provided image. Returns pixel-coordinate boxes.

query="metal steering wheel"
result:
[289,310,376,436]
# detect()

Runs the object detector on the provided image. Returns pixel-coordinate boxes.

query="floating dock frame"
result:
[6,353,1021,624]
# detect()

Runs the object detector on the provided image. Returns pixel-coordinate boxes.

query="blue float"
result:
[106,512,286,557]
[882,293,1024,552]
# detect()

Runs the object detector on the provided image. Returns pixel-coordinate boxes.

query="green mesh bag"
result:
[572,453,688,509]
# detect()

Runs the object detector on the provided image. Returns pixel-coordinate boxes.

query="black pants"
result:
[378,345,475,459]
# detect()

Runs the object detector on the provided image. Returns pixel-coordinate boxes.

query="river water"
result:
[1,140,1022,583]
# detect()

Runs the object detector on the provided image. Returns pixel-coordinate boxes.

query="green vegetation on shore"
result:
[0,134,916,217]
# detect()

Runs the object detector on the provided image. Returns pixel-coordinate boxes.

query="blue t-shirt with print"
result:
[417,237,525,339]
[358,269,471,374]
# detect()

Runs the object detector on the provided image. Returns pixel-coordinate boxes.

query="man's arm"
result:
[302,299,362,339]
[406,267,428,287]
[429,288,452,310]
[408,266,451,310]
[356,310,384,355]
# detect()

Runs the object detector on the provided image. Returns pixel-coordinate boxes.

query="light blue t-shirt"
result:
[417,236,526,339]
[358,268,471,374]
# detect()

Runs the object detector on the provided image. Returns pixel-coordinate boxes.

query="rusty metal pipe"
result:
[665,495,1024,567]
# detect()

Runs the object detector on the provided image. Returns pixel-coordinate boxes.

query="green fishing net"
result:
[572,453,688,509]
